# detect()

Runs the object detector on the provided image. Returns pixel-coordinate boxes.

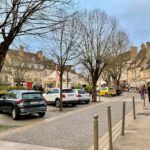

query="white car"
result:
[73,89,91,104]
[43,88,78,107]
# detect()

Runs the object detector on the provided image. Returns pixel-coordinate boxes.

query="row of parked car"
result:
[0,86,123,120]
[43,88,91,108]
[0,88,91,120]
[97,86,122,96]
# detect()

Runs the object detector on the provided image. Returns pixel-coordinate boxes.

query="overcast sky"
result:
[76,0,150,48]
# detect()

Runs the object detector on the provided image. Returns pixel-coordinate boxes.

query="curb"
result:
[88,103,142,150]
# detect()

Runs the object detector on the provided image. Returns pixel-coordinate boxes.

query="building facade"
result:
[0,45,87,88]
[127,42,150,87]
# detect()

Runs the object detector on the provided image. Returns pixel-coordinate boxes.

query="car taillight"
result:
[61,94,65,98]
[76,94,81,97]
[16,99,25,104]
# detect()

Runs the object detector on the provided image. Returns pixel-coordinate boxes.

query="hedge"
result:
[0,86,26,91]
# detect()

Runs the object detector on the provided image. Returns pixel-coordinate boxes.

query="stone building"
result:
[119,46,137,83]
[0,46,87,88]
[128,42,150,87]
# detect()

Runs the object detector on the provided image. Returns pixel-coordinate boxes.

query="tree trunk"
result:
[0,44,9,72]
[59,72,63,111]
[92,80,97,102]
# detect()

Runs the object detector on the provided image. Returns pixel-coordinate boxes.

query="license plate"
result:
[68,94,74,96]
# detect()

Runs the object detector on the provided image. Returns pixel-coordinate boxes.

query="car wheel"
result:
[72,103,76,107]
[55,99,60,108]
[85,101,90,104]
[105,93,108,97]
[39,112,45,117]
[11,108,18,120]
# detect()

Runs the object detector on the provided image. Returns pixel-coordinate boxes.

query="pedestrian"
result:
[147,84,150,103]
[140,85,146,100]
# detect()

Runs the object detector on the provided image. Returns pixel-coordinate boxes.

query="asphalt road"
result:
[0,92,142,150]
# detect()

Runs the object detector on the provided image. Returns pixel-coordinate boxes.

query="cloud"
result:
[76,0,150,47]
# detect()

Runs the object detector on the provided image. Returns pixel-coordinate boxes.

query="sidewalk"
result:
[0,140,66,150]
[113,102,150,150]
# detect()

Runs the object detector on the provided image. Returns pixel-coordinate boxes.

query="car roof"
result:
[73,89,82,91]
[9,90,41,94]
[48,88,73,90]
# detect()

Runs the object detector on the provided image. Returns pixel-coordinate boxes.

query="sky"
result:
[12,0,150,52]
[76,0,150,49]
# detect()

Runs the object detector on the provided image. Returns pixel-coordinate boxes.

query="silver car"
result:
[73,89,91,104]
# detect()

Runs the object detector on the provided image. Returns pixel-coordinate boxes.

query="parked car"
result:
[43,88,78,107]
[73,89,91,104]
[97,87,116,96]
[0,90,47,120]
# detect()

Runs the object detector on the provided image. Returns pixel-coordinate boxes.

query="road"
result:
[0,92,142,150]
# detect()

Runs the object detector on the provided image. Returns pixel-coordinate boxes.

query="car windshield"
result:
[62,89,73,93]
[22,93,43,99]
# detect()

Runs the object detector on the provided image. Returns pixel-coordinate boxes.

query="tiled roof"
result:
[129,48,146,69]
[118,51,131,61]
[134,48,146,62]
[6,49,56,69]
[144,58,150,70]
[7,49,43,64]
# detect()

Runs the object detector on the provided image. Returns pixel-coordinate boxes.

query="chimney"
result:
[19,45,24,56]
[141,43,146,50]
[146,42,150,59]
[130,46,137,60]
[36,51,43,60]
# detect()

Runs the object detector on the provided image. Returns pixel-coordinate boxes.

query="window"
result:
[78,90,88,94]
[34,64,38,69]
[47,90,53,94]
[62,89,73,93]
[7,92,18,99]
[53,89,59,93]
[22,93,43,99]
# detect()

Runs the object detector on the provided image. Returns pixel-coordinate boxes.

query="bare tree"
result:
[0,0,72,72]
[78,10,122,102]
[50,12,82,111]
[102,31,129,85]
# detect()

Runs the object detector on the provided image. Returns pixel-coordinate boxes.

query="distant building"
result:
[128,42,150,87]
[120,46,137,83]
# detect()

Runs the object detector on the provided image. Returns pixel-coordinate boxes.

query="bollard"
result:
[143,95,145,107]
[121,102,126,136]
[132,96,136,119]
[99,94,100,102]
[107,106,113,150]
[93,115,99,150]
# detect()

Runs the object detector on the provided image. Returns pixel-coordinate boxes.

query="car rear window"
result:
[62,89,73,93]
[109,87,115,90]
[22,93,43,99]
[78,90,88,94]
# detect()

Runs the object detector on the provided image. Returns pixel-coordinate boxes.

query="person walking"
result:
[140,85,146,100]
[147,85,150,103]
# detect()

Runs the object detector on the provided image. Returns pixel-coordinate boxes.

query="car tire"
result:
[105,93,108,97]
[72,103,76,107]
[11,108,18,120]
[39,112,45,117]
[55,99,61,108]
[85,100,90,104]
